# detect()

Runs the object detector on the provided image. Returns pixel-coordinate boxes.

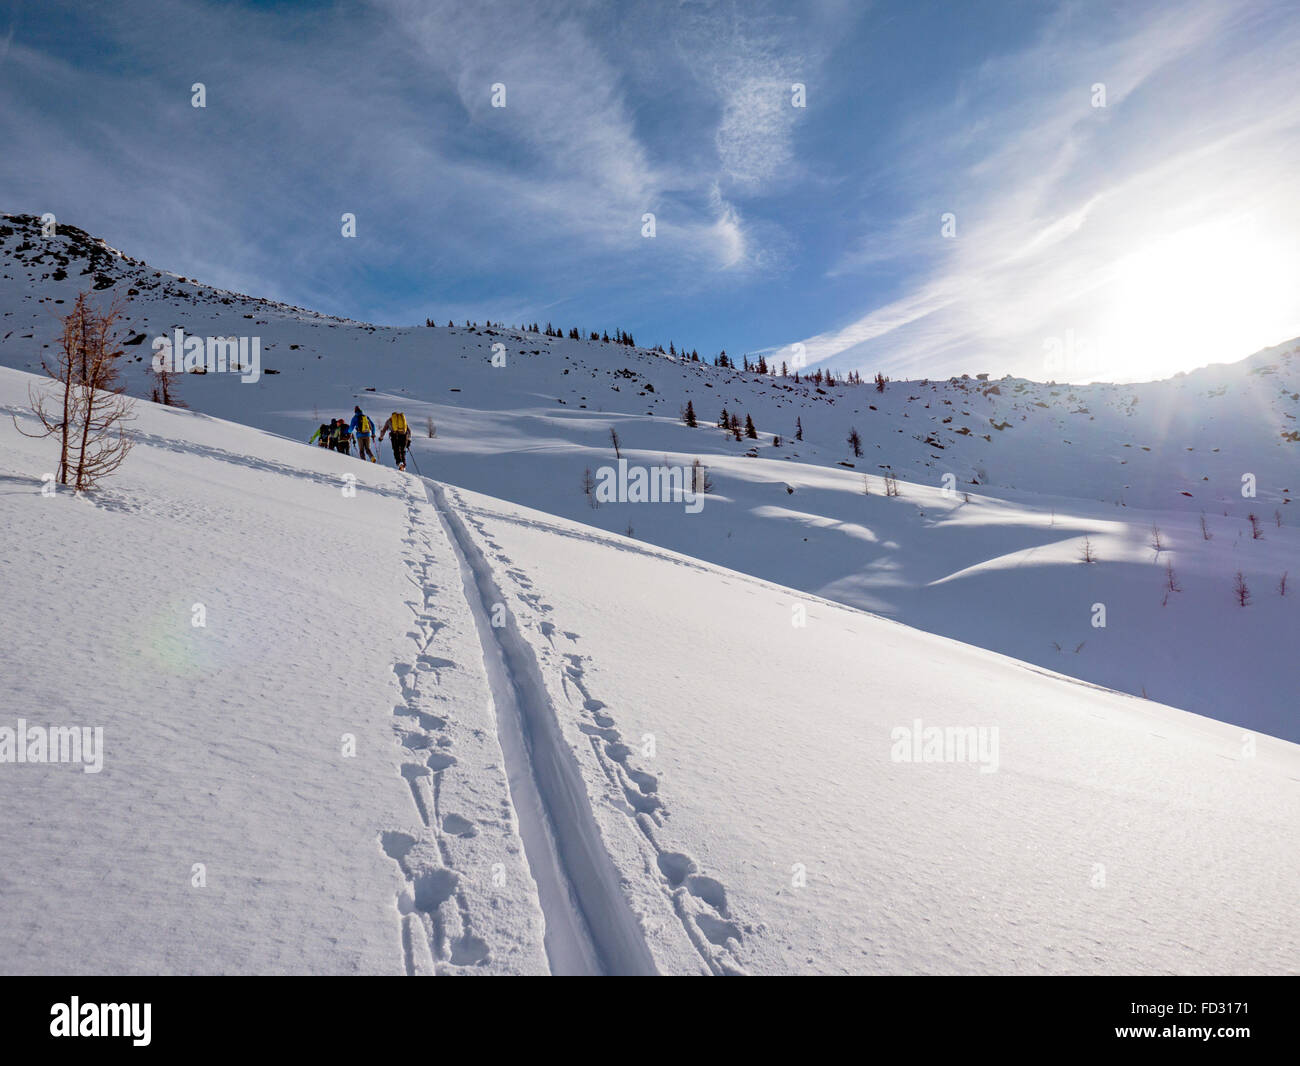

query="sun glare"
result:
[1099,218,1299,381]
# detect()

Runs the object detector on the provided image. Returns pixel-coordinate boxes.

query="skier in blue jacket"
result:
[349,406,377,463]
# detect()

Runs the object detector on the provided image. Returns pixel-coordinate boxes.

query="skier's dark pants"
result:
[358,434,374,461]
[334,438,349,455]
[390,431,409,467]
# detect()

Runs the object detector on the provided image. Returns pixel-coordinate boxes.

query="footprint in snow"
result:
[695,913,743,947]
[686,874,728,915]
[393,705,445,732]
[417,655,456,671]
[657,852,697,888]
[425,750,456,771]
[449,935,489,966]
[380,830,416,863]
[441,813,477,838]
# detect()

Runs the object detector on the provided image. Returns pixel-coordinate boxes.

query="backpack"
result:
[391,412,408,434]
[317,423,330,444]
[358,415,372,435]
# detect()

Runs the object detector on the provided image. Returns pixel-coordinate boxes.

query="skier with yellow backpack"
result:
[379,411,411,470]
[349,406,378,463]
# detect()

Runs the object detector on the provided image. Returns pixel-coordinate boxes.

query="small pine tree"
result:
[795,416,803,441]
[745,413,757,439]
[731,414,743,442]
[847,427,862,457]
[874,372,888,393]
[683,400,697,428]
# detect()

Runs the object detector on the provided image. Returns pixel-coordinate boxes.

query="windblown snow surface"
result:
[1,214,1298,974]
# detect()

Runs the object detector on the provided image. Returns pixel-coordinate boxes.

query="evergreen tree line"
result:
[421,317,891,392]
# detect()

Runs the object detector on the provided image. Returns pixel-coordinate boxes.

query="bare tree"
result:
[609,427,622,459]
[149,349,185,408]
[1248,513,1263,539]
[1165,561,1182,593]
[18,292,134,491]
[690,458,713,494]
[1280,571,1289,597]
[1200,513,1212,541]
[1079,536,1097,564]
[426,416,437,438]
[1150,524,1164,553]
[1233,570,1251,606]
[582,466,599,508]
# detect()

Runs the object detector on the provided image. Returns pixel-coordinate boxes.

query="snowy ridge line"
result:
[453,493,749,975]
[425,478,659,976]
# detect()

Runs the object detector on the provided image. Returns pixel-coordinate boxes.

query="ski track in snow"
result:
[426,478,660,975]
[441,482,751,975]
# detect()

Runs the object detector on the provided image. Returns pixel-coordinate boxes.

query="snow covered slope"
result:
[1,211,1296,743]
[2,364,1296,974]
[0,366,549,975]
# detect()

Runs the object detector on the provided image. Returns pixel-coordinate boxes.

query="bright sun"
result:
[1099,218,1299,381]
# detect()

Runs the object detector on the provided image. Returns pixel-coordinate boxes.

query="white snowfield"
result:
[3,213,1297,742]
[1,366,1297,975]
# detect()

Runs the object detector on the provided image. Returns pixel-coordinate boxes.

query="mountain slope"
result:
[2,364,1296,974]
[1,212,1297,742]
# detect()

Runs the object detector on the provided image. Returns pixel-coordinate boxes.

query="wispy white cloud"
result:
[798,0,1300,381]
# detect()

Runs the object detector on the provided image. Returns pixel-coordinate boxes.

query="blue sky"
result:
[3,0,1299,381]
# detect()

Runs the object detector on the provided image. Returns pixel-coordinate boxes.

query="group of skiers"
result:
[310,406,412,470]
